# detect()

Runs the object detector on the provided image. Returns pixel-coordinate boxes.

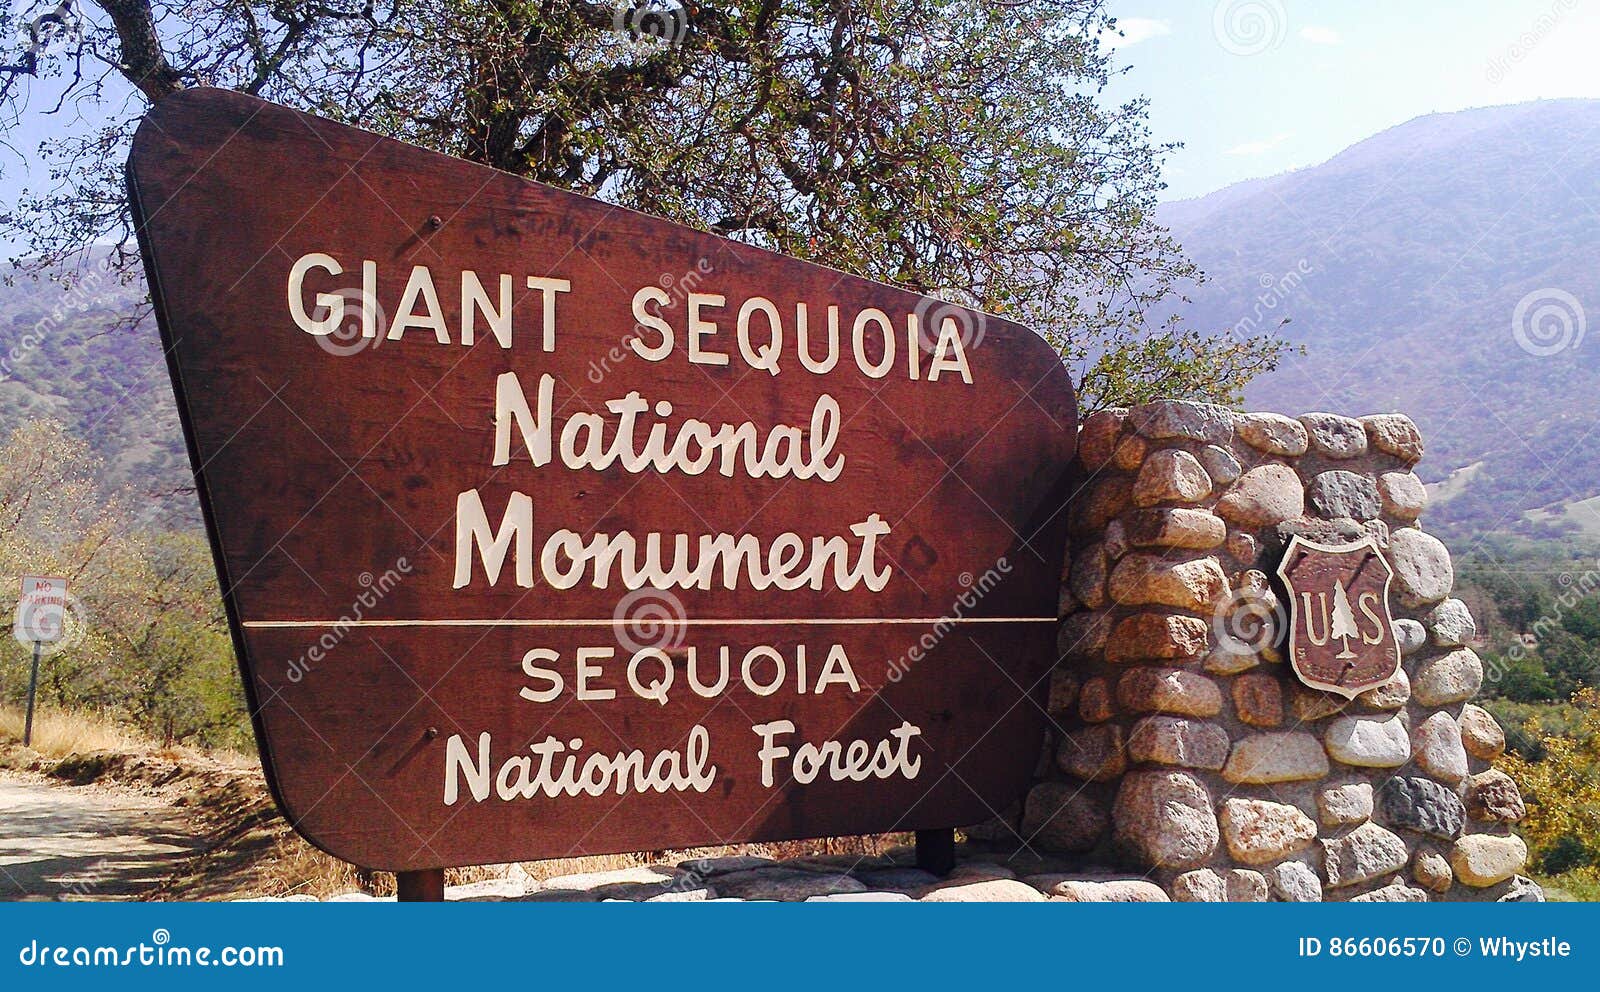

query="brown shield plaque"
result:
[125,89,1077,871]
[1276,536,1400,698]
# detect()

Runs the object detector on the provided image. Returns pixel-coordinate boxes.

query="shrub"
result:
[1498,688,1600,889]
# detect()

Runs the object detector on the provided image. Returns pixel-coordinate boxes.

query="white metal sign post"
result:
[14,576,68,747]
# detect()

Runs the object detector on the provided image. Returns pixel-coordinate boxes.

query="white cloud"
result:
[1224,132,1294,156]
[1111,17,1172,48]
[1298,25,1341,45]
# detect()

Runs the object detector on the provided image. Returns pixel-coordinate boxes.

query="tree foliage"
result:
[0,418,246,745]
[1,0,1288,408]
[1498,688,1600,885]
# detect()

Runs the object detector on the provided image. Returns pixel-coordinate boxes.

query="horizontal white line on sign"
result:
[241,616,1056,629]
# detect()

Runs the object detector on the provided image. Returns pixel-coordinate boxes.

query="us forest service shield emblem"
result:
[1276,536,1401,698]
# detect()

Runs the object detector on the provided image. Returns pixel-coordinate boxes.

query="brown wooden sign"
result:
[1277,536,1401,698]
[126,89,1077,871]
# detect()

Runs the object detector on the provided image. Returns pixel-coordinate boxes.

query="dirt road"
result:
[0,773,204,901]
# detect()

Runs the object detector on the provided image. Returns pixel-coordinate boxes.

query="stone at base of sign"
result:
[995,399,1540,903]
[237,852,1180,902]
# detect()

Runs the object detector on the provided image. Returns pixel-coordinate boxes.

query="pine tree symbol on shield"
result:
[1328,581,1359,659]
[1276,535,1401,698]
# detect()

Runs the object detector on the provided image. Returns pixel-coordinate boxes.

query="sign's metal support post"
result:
[915,827,955,876]
[396,869,445,902]
[23,639,40,748]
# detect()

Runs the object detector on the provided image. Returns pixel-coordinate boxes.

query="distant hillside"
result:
[7,103,1600,544]
[0,254,196,527]
[1161,99,1600,543]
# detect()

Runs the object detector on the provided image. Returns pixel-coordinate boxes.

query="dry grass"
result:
[1,703,912,900]
[244,831,912,899]
[0,703,139,759]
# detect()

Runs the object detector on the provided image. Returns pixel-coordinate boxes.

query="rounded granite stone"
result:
[1386,528,1454,607]
[1350,882,1430,903]
[1377,470,1428,520]
[1393,618,1427,656]
[1111,432,1150,471]
[1113,770,1220,869]
[1198,444,1242,485]
[1127,400,1234,444]
[1068,542,1108,608]
[1308,470,1382,521]
[1172,868,1227,902]
[1222,731,1330,783]
[1269,860,1324,902]
[1057,610,1111,663]
[1217,464,1305,527]
[1133,448,1213,506]
[1413,845,1454,893]
[1458,704,1506,760]
[1317,781,1374,827]
[1413,647,1484,707]
[1056,723,1126,782]
[1234,412,1310,456]
[1377,776,1465,840]
[1300,412,1368,459]
[1322,822,1409,888]
[1220,798,1318,866]
[1108,554,1230,612]
[1355,667,1410,711]
[1071,474,1132,537]
[1047,878,1170,902]
[1225,869,1269,902]
[1121,507,1227,550]
[1078,676,1115,722]
[1076,409,1126,471]
[1426,598,1477,648]
[1450,834,1527,888]
[1022,781,1110,852]
[1412,710,1470,784]
[1116,667,1223,717]
[1361,413,1425,465]
[1125,716,1230,770]
[1324,713,1412,768]
[1225,529,1259,564]
[1046,668,1080,716]
[1105,612,1211,664]
[1232,672,1284,727]
[1464,769,1527,823]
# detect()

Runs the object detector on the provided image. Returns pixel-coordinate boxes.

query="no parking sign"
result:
[14,575,68,646]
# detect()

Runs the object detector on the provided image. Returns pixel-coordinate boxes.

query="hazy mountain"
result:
[6,101,1600,545]
[0,254,196,526]
[1161,99,1600,544]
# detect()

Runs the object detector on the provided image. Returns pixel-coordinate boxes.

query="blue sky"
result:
[1106,0,1600,201]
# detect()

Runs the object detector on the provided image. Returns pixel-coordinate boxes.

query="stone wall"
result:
[974,400,1538,902]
